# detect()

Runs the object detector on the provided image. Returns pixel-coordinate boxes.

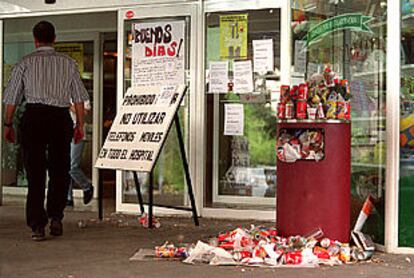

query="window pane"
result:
[399,2,414,247]
[291,0,387,244]
[121,17,191,208]
[205,9,280,208]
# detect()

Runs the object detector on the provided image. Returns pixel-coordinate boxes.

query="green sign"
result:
[306,13,373,46]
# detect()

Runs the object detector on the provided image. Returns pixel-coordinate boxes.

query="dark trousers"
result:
[20,104,73,230]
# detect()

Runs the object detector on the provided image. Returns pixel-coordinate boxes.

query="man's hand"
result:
[73,124,84,144]
[73,102,85,144]
[4,104,16,143]
[4,126,15,143]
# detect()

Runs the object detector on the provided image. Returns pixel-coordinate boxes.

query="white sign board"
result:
[95,85,186,172]
[224,104,244,136]
[208,61,229,93]
[253,39,273,74]
[233,60,253,94]
[132,20,185,87]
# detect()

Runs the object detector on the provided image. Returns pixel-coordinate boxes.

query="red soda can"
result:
[277,102,286,119]
[240,236,252,247]
[269,228,278,237]
[290,85,299,100]
[233,251,252,261]
[217,232,230,242]
[298,84,308,100]
[285,101,294,119]
[280,85,290,102]
[345,102,351,120]
[285,251,303,265]
[219,241,235,250]
[296,100,307,119]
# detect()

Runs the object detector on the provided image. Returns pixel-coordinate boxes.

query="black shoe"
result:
[83,187,94,205]
[32,227,45,241]
[66,200,74,207]
[50,219,63,236]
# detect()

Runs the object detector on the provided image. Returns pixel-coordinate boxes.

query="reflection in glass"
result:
[291,0,387,243]
[205,9,280,207]
[121,17,191,208]
[2,41,94,188]
[399,0,414,247]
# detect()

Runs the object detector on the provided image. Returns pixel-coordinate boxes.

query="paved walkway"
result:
[1,200,414,278]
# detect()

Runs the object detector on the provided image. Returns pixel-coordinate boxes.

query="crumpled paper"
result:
[183,241,237,266]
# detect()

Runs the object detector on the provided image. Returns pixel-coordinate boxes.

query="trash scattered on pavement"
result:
[76,212,162,230]
[139,213,161,229]
[155,242,192,258]
[152,225,375,268]
[353,194,375,232]
[77,220,87,229]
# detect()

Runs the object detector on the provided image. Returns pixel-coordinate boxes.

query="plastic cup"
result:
[307,107,317,120]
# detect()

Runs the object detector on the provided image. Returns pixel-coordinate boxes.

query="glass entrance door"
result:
[117,4,199,213]
[2,37,96,190]
[0,12,116,204]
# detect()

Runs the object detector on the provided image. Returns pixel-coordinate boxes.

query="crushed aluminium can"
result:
[298,83,309,100]
[277,102,286,119]
[285,102,294,119]
[296,100,307,119]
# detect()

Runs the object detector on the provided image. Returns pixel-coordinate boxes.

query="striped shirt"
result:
[3,46,89,107]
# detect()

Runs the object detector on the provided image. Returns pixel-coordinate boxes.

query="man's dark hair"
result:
[32,21,56,44]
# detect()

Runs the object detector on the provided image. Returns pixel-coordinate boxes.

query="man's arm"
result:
[3,62,24,144]
[73,102,85,144]
[4,104,16,143]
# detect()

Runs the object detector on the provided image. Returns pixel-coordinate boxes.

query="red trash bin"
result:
[276,121,350,243]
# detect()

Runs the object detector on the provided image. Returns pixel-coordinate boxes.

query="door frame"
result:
[0,28,104,201]
[203,0,289,208]
[116,3,201,215]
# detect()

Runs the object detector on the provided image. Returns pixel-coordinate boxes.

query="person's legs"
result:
[69,139,93,204]
[66,141,76,206]
[20,107,49,240]
[66,180,74,206]
[21,111,48,232]
[69,139,92,191]
[46,110,73,225]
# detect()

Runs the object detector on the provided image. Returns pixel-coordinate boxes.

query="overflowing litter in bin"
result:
[277,128,325,163]
[277,67,351,121]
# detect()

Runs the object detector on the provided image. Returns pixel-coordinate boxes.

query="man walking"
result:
[3,21,89,241]
[67,100,94,207]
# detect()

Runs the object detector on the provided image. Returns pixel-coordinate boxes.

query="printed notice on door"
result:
[131,20,185,87]
[208,61,229,93]
[95,85,186,172]
[224,104,244,136]
[253,39,273,74]
[233,60,253,94]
